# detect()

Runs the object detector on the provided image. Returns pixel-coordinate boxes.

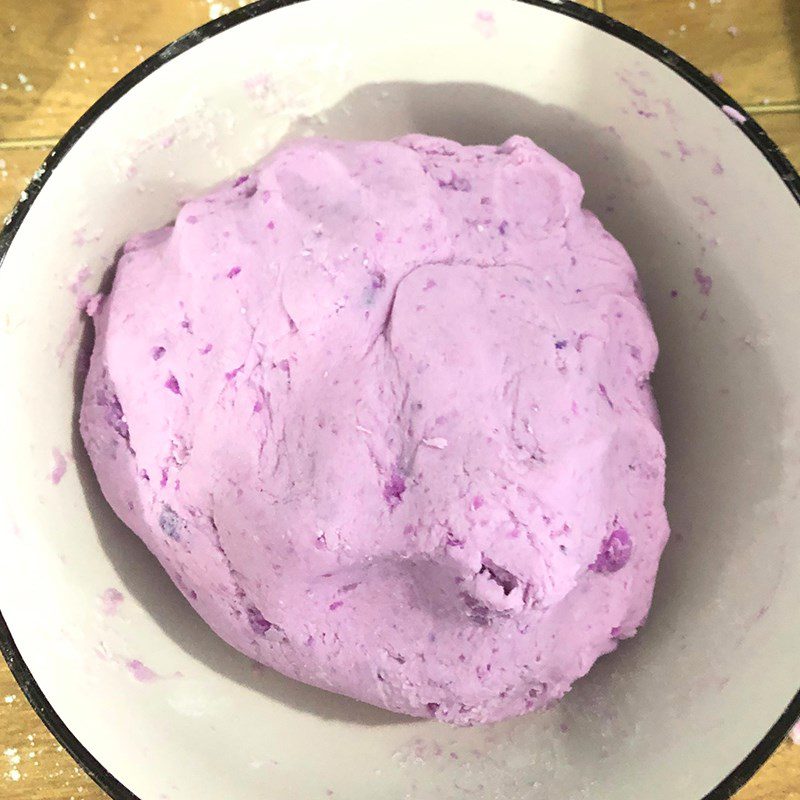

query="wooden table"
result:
[1,1,799,797]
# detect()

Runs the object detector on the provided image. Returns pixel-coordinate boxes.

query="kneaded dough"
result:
[80,135,669,725]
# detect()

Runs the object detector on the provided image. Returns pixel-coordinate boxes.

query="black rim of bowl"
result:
[0,1,798,798]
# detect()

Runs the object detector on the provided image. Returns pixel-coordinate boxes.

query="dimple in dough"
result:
[80,135,669,726]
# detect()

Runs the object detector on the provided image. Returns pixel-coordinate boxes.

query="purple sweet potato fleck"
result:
[246,605,272,635]
[96,386,129,440]
[590,527,633,574]
[158,506,185,540]
[151,346,166,361]
[383,469,406,508]
[439,172,472,192]
[165,374,182,394]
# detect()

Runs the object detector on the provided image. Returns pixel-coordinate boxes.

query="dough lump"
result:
[81,135,669,725]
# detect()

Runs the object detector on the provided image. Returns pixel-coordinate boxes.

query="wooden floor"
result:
[1,1,799,798]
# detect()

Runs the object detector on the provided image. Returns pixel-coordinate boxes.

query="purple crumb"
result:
[722,105,747,125]
[151,346,166,361]
[329,601,344,611]
[554,339,567,350]
[475,9,496,38]
[164,374,181,394]
[791,721,800,745]
[597,383,614,408]
[127,659,157,683]
[50,448,68,485]
[694,267,713,296]
[227,266,242,279]
[100,588,124,616]
[590,527,633,574]
[670,289,679,298]
[84,293,104,317]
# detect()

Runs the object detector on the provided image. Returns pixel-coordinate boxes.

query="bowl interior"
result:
[1,1,799,799]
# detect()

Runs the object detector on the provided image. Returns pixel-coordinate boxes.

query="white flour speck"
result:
[208,2,232,19]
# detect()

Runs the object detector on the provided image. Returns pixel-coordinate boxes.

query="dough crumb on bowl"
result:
[79,135,669,726]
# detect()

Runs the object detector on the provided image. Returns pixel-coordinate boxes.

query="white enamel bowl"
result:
[1,1,798,799]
